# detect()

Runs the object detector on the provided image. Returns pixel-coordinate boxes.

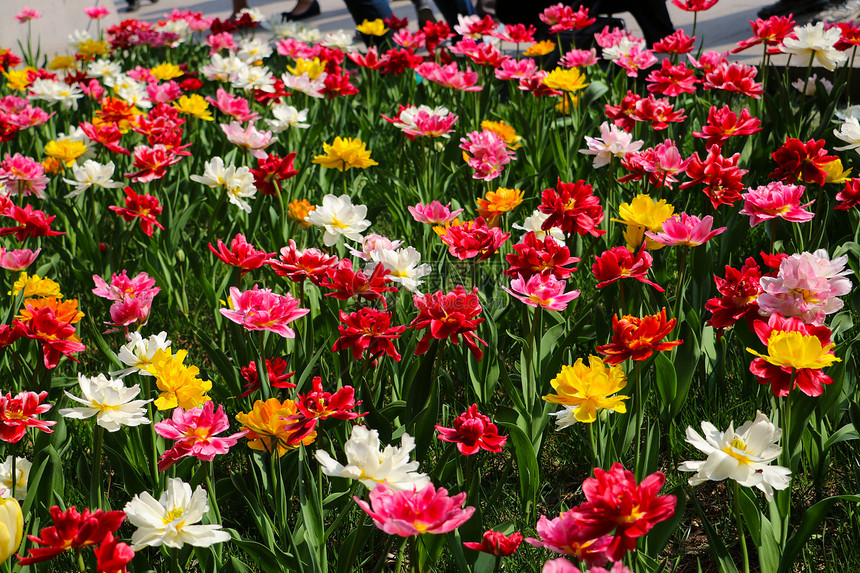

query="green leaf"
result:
[654,352,677,407]
[690,493,740,573]
[499,422,539,520]
[778,495,860,573]
[822,423,858,452]
[645,485,685,557]
[736,487,762,547]
[228,533,298,573]
[758,514,781,573]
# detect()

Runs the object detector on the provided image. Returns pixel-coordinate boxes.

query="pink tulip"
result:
[416,62,483,91]
[645,213,726,247]
[408,201,464,225]
[504,274,580,311]
[354,483,475,537]
[220,122,276,159]
[460,130,516,181]
[84,6,110,19]
[154,402,247,470]
[0,153,50,199]
[107,296,157,329]
[206,32,237,55]
[495,58,538,81]
[93,271,161,333]
[207,89,260,122]
[93,271,160,303]
[739,182,814,227]
[0,247,40,271]
[220,285,309,338]
[15,8,41,22]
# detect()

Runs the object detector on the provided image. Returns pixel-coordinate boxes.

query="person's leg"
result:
[412,0,437,27]
[757,0,828,19]
[342,0,394,23]
[434,0,477,25]
[625,0,674,47]
[599,0,674,47]
[232,0,248,18]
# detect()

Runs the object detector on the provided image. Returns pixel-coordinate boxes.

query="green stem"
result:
[10,443,16,500]
[143,377,159,488]
[588,419,599,466]
[781,371,795,546]
[634,360,644,479]
[409,535,421,573]
[732,481,750,573]
[169,550,180,573]
[91,426,105,509]
[204,461,222,524]
[76,548,87,573]
[394,537,409,572]
[524,307,541,411]
[672,246,689,323]
[341,511,367,568]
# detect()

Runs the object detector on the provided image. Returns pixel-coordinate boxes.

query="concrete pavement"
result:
[2,0,856,65]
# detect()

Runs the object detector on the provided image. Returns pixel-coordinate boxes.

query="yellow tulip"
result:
[0,497,23,563]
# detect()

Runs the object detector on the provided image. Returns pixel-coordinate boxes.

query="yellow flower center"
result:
[413,521,431,533]
[619,505,646,524]
[789,288,821,304]
[722,438,752,465]
[329,217,349,229]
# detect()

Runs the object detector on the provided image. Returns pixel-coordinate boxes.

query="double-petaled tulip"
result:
[592,246,664,291]
[155,402,247,470]
[463,529,523,556]
[209,234,274,274]
[332,308,406,362]
[0,391,56,443]
[435,404,507,454]
[538,179,606,237]
[410,286,487,359]
[220,285,309,338]
[645,213,726,247]
[505,232,579,281]
[354,483,475,537]
[504,274,580,311]
[747,313,839,397]
[16,506,125,565]
[440,217,510,261]
[596,309,683,365]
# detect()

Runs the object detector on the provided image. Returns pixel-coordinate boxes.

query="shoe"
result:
[757,0,827,18]
[416,6,436,28]
[126,0,140,12]
[814,0,860,21]
[282,0,320,22]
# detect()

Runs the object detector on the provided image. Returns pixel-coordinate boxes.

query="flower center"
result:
[722,438,752,465]
[619,504,645,524]
[329,216,349,229]
[163,507,184,525]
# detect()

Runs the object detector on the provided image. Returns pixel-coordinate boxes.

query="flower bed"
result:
[0,3,858,572]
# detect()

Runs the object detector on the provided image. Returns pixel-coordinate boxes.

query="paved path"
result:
[4,0,856,66]
[124,0,798,64]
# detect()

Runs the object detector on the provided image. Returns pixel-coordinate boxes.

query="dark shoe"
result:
[282,0,321,22]
[416,6,436,28]
[757,0,827,18]
[126,0,140,12]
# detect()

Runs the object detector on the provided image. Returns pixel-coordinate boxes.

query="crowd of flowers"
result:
[0,1,858,571]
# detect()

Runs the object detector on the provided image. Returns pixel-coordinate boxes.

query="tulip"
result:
[0,497,22,563]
